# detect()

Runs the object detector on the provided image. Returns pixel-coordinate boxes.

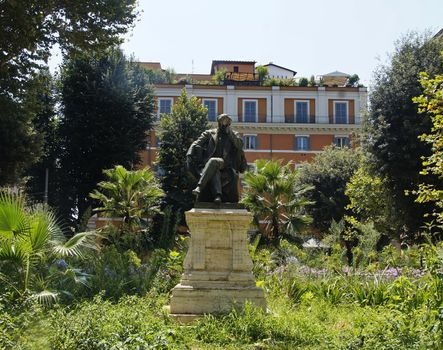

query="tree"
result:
[90,165,163,230]
[362,32,443,236]
[256,65,269,83]
[413,70,443,226]
[142,67,176,84]
[241,159,312,244]
[157,89,208,213]
[56,49,155,227]
[0,71,47,185]
[0,1,139,186]
[345,164,398,236]
[0,0,138,94]
[25,69,60,202]
[298,77,309,87]
[309,75,316,87]
[0,190,96,303]
[347,74,360,87]
[296,146,361,232]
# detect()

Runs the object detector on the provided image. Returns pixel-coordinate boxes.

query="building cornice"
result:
[152,121,360,135]
[218,122,360,135]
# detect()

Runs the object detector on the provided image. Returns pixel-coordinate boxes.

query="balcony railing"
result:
[223,72,260,86]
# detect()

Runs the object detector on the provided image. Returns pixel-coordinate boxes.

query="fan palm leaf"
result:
[241,160,312,243]
[0,190,97,299]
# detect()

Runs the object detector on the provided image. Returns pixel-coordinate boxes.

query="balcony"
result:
[223,72,261,86]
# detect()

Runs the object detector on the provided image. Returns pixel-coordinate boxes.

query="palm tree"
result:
[241,159,313,244]
[0,190,96,303]
[90,165,164,230]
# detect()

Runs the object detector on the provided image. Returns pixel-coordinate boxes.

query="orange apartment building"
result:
[139,60,367,169]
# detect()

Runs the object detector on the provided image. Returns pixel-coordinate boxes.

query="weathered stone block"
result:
[169,208,266,321]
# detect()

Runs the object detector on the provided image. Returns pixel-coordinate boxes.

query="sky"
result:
[51,0,443,87]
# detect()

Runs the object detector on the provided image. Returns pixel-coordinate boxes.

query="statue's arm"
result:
[187,130,211,156]
[186,131,211,174]
[229,129,244,150]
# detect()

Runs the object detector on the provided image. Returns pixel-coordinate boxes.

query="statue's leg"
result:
[197,158,224,198]
[222,169,239,202]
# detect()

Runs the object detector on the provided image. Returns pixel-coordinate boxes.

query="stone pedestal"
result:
[170,208,266,321]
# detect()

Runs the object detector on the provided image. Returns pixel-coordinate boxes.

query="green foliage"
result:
[0,1,138,187]
[212,68,227,84]
[0,0,138,93]
[90,165,163,251]
[298,77,309,87]
[347,74,360,87]
[2,240,443,349]
[309,75,316,87]
[0,70,49,185]
[255,65,269,83]
[25,69,60,202]
[157,88,208,214]
[412,69,443,226]
[262,77,297,87]
[241,159,313,244]
[56,48,155,226]
[362,32,443,236]
[143,67,176,84]
[0,190,96,303]
[296,146,361,232]
[345,164,397,234]
[47,294,182,349]
[154,205,181,249]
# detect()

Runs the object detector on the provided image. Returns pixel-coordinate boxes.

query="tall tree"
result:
[57,49,155,227]
[363,32,443,236]
[0,72,44,184]
[0,0,138,93]
[25,69,60,202]
[296,146,361,232]
[413,69,443,227]
[157,89,208,213]
[0,0,138,186]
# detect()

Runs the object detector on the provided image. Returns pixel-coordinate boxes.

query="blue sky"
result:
[51,0,443,87]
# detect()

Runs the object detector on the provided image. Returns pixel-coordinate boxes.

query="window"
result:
[244,100,257,122]
[295,101,309,123]
[233,66,239,73]
[243,135,257,150]
[334,102,348,124]
[295,136,310,151]
[158,98,172,115]
[203,99,217,121]
[334,136,350,148]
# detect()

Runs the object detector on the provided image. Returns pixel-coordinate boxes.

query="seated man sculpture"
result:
[186,114,247,204]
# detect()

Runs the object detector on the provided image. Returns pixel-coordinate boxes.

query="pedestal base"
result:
[169,208,266,321]
[170,284,266,315]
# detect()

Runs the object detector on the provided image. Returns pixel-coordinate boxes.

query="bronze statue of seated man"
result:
[186,114,247,204]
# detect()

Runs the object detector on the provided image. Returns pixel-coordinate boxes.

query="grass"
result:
[2,241,442,349]
[5,284,439,349]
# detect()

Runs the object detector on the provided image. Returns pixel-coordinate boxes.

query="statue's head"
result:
[217,114,232,133]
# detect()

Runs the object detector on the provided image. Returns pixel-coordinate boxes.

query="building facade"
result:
[140,61,367,169]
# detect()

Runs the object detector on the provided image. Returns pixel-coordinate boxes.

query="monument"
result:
[169,114,266,322]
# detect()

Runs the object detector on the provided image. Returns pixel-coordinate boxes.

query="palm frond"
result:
[0,191,29,239]
[51,231,97,258]
[30,290,59,306]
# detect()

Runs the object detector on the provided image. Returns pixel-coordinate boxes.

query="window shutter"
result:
[293,136,297,150]
[254,136,259,150]
[307,137,311,150]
